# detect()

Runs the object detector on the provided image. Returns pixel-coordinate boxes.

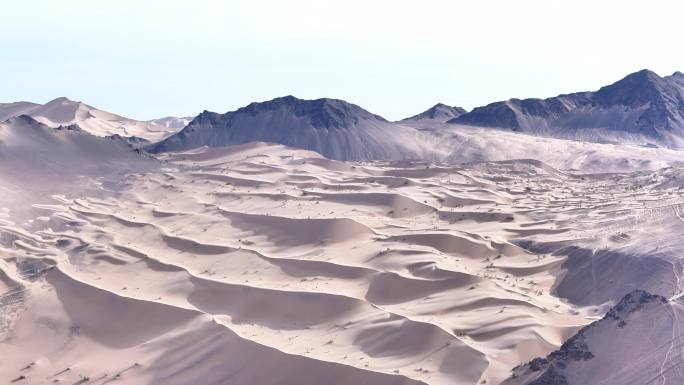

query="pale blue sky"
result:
[2,0,683,120]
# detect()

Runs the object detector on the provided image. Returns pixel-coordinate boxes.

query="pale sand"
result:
[2,142,684,384]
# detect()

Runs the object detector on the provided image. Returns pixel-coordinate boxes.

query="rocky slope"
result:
[147,96,434,161]
[449,69,684,148]
[401,103,467,124]
[503,290,684,385]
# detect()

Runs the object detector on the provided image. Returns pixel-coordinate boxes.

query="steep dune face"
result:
[3,140,684,384]
[5,141,684,385]
[449,70,684,148]
[148,96,434,161]
[0,97,179,142]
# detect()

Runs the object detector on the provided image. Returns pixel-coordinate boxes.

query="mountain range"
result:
[4,69,684,162]
[4,69,684,385]
[0,97,183,142]
[145,69,684,161]
[450,69,684,147]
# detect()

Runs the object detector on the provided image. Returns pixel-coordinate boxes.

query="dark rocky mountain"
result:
[449,69,684,148]
[401,103,467,123]
[148,95,432,160]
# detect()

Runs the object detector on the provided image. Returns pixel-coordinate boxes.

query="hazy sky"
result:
[2,0,683,120]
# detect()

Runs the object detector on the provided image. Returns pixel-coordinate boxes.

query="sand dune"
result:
[0,97,181,142]
[3,142,684,384]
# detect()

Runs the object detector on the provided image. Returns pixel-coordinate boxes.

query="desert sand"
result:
[2,141,684,384]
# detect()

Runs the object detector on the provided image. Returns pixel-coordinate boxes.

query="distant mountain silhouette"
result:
[401,103,466,123]
[449,69,684,148]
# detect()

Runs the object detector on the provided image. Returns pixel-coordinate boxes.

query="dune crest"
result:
[2,142,684,384]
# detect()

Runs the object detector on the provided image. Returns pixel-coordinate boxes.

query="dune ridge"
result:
[3,142,684,384]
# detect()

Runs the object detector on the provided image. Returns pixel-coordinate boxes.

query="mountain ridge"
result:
[0,97,182,142]
[148,95,433,161]
[401,103,467,123]
[449,69,684,147]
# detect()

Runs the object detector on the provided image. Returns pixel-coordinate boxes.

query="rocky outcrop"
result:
[503,290,670,385]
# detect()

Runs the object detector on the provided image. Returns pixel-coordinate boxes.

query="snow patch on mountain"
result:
[149,116,194,130]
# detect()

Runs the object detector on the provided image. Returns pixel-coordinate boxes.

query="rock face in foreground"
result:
[147,96,431,161]
[503,290,680,385]
[450,69,684,148]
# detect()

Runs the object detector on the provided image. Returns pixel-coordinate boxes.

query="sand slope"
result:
[3,141,684,384]
[0,97,180,142]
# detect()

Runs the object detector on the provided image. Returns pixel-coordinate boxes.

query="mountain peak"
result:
[604,69,663,89]
[594,68,672,109]
[610,69,662,87]
[248,95,357,108]
[147,96,422,160]
[47,96,78,104]
[402,103,467,123]
[668,71,684,82]
[274,94,299,103]
[450,69,684,146]
[41,97,88,111]
[629,68,660,78]
[248,95,299,108]
[236,95,387,128]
